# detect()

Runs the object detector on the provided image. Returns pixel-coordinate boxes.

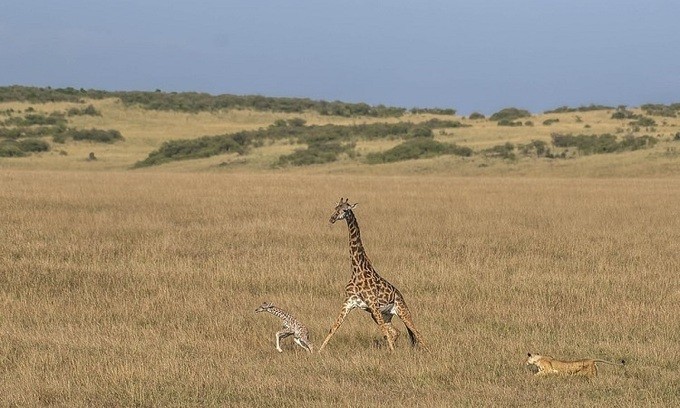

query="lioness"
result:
[525,353,625,378]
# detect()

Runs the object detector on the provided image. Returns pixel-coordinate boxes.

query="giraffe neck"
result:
[345,210,373,273]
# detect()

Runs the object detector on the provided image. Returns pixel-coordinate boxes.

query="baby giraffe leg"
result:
[276,331,293,352]
[294,338,313,353]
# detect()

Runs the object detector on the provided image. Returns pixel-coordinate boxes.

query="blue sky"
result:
[2,0,679,114]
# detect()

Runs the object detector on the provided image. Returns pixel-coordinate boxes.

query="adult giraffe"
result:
[318,198,428,352]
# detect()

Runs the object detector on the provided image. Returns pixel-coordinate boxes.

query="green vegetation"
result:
[468,112,485,120]
[3,111,67,127]
[67,104,101,116]
[483,140,555,160]
[497,119,523,127]
[366,138,472,164]
[0,140,27,157]
[489,107,531,122]
[483,142,517,160]
[542,118,559,126]
[277,141,356,166]
[0,138,50,157]
[611,106,638,119]
[135,119,463,168]
[629,116,656,128]
[17,138,50,152]
[134,133,249,167]
[0,105,124,156]
[544,104,614,113]
[551,133,658,155]
[410,107,456,115]
[0,86,456,118]
[519,140,551,157]
[66,129,124,143]
[641,103,680,117]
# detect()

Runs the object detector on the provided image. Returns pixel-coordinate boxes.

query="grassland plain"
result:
[1,170,679,406]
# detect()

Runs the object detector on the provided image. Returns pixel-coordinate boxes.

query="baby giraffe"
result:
[255,302,314,353]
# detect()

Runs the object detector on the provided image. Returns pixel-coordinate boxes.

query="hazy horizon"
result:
[2,1,679,114]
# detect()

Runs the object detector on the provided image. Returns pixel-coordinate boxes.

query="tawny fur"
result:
[526,353,625,378]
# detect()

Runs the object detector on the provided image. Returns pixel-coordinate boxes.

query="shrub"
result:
[544,104,614,113]
[629,116,656,127]
[468,112,485,120]
[0,141,26,157]
[277,141,355,166]
[618,135,658,150]
[410,107,456,115]
[641,103,680,117]
[4,112,66,127]
[611,107,637,120]
[67,104,101,116]
[490,107,531,122]
[18,138,49,152]
[0,127,22,139]
[497,119,523,127]
[519,140,551,157]
[287,118,307,127]
[67,129,124,143]
[134,133,248,168]
[483,142,516,160]
[365,138,471,164]
[409,127,434,138]
[550,133,658,155]
[543,118,560,126]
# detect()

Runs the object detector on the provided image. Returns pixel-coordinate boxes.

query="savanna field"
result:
[1,89,680,405]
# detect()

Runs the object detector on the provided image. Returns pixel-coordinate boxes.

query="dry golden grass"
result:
[1,170,679,406]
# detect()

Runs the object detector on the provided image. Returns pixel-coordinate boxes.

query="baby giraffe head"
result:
[255,302,274,313]
[329,197,357,224]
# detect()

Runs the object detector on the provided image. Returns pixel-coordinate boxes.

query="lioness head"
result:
[525,353,541,365]
[525,353,543,374]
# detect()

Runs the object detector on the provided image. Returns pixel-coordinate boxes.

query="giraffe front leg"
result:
[276,331,293,352]
[319,301,354,352]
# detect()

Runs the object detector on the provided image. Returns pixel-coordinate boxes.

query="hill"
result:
[1,86,680,176]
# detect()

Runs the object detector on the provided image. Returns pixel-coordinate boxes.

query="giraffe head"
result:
[255,302,274,313]
[329,198,357,224]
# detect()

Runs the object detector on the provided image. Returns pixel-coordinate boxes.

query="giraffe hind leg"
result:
[294,337,313,353]
[395,300,428,351]
[381,313,400,344]
[368,307,395,351]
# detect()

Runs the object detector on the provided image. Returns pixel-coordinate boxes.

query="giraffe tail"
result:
[406,327,417,347]
[406,326,429,351]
